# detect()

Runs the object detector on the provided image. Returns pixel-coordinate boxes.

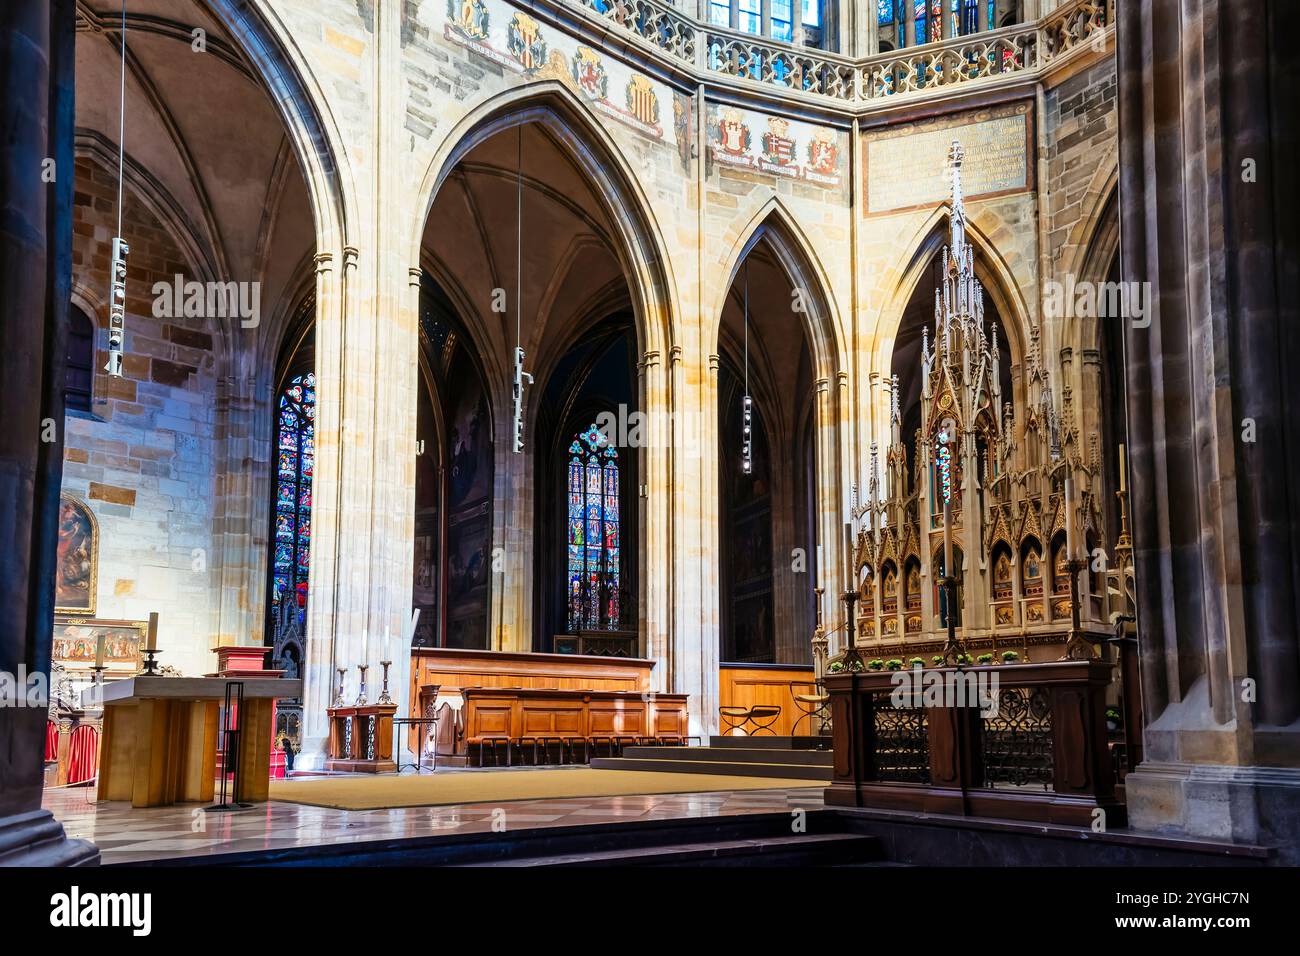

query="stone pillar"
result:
[299,2,418,766]
[667,346,718,737]
[1117,0,1300,862]
[0,0,97,865]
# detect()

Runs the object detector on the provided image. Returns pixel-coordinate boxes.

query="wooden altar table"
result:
[96,676,301,807]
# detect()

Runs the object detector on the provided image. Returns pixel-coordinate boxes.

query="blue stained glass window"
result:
[271,372,315,626]
[738,0,761,35]
[566,423,621,630]
[803,0,820,26]
[771,0,793,41]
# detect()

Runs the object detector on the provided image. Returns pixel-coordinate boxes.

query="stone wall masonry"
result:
[64,157,219,680]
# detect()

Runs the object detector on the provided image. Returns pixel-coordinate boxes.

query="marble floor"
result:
[43,776,825,865]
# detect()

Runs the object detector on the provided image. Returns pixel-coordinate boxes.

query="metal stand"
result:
[377,660,393,705]
[139,647,163,675]
[206,680,251,812]
[1060,557,1097,661]
[839,589,864,670]
[939,574,967,665]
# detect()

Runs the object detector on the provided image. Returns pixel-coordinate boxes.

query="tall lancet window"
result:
[272,372,315,626]
[567,423,620,630]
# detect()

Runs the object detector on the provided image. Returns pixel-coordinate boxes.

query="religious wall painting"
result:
[992,546,1013,600]
[731,589,773,662]
[447,392,490,509]
[904,559,922,611]
[905,613,922,634]
[859,564,875,611]
[1021,540,1043,597]
[1025,602,1045,624]
[995,604,1014,627]
[52,618,144,678]
[881,563,898,614]
[1051,534,1070,595]
[445,507,490,647]
[55,494,97,615]
[673,92,693,171]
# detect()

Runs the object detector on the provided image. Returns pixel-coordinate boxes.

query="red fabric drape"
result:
[65,725,99,785]
[45,720,58,761]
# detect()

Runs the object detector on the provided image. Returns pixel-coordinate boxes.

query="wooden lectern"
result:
[97,676,302,807]
[326,703,398,773]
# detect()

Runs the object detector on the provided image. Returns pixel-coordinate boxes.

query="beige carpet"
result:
[269,768,820,810]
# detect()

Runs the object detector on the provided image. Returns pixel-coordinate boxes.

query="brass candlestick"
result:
[378,660,393,705]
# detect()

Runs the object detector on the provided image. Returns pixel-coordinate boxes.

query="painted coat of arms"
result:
[807,128,839,176]
[507,13,547,73]
[625,75,659,127]
[761,117,796,167]
[446,0,489,40]
[717,109,751,157]
[572,47,608,99]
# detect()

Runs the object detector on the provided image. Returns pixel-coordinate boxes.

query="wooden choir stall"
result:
[407,648,688,766]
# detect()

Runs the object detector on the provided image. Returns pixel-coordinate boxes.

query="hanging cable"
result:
[741,261,752,475]
[511,123,532,453]
[105,0,130,378]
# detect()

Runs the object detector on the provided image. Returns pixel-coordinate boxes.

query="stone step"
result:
[463,832,882,867]
[708,734,832,750]
[620,745,832,766]
[589,755,833,781]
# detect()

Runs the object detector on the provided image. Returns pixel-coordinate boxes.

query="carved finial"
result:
[890,373,901,423]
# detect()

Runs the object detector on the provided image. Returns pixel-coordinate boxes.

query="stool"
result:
[538,735,566,765]
[790,682,831,739]
[564,736,591,764]
[719,705,782,736]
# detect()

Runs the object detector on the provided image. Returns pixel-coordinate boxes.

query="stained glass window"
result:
[771,0,794,42]
[271,371,315,628]
[566,423,620,631]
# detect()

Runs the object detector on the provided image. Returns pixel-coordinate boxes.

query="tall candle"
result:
[1118,443,1127,493]
[943,496,954,578]
[362,629,369,662]
[146,612,159,652]
[1064,476,1077,559]
[94,635,105,669]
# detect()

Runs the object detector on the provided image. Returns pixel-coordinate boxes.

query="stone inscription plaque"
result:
[865,106,1030,214]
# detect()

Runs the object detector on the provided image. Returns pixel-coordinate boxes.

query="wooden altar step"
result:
[590,736,834,781]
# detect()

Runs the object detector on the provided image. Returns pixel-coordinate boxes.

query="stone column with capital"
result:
[1117,0,1300,862]
[0,0,97,865]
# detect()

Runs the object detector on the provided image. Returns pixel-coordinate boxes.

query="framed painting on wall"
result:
[51,617,145,679]
[55,493,98,615]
